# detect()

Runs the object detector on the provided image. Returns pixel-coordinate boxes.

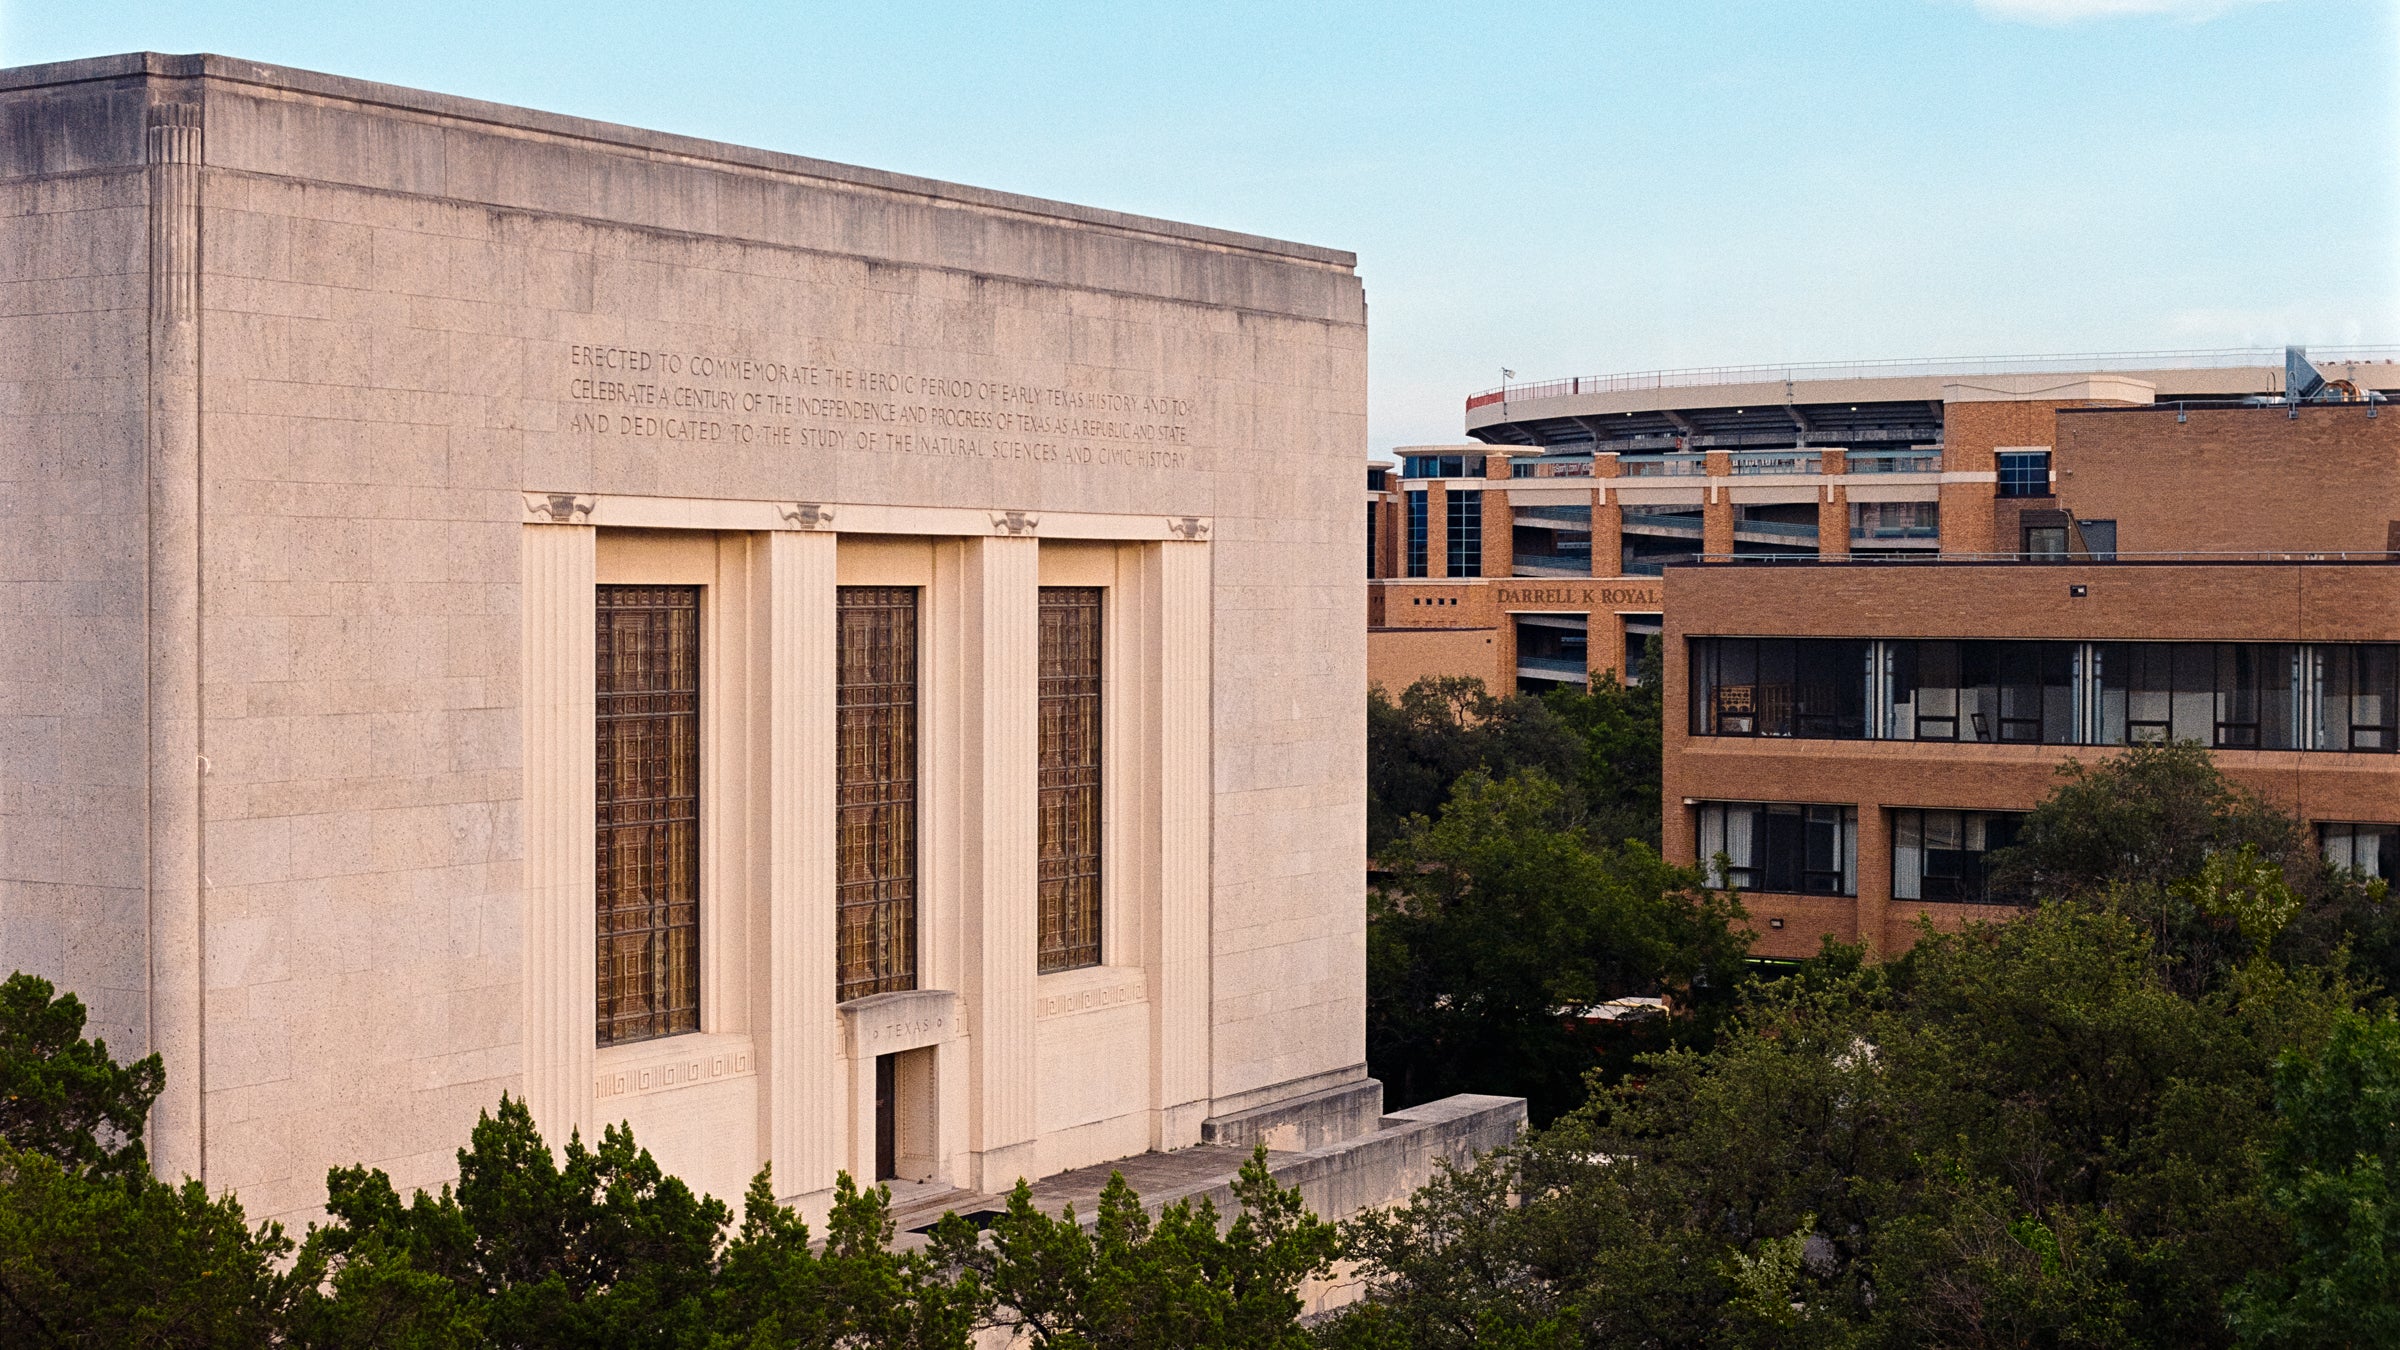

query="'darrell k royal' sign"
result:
[1492,582,1662,610]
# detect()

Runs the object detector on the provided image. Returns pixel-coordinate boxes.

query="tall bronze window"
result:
[1038,587,1103,973]
[837,586,919,1002]
[596,585,701,1045]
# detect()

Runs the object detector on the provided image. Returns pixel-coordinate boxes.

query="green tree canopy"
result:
[930,1147,1337,1350]
[2228,1010,2400,1348]
[1994,740,2300,902]
[1369,769,1749,1122]
[0,972,297,1348]
[1367,659,1664,857]
[1340,904,2359,1349]
[0,972,164,1180]
[1993,740,2400,996]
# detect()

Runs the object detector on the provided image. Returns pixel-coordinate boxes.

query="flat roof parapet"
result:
[1468,346,2400,407]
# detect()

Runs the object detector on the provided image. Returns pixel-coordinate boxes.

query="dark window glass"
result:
[1366,502,1377,577]
[2023,525,2068,557]
[1403,453,1483,478]
[2322,822,2398,882]
[1997,450,2051,497]
[1447,491,1483,578]
[1892,809,2027,904]
[1405,491,1429,577]
[1887,640,2073,744]
[1038,587,1104,974]
[1901,640,1961,740]
[2092,642,2295,750]
[1689,638,1869,740]
[1696,801,1857,896]
[596,585,701,1045]
[2320,646,2398,752]
[837,586,919,1002]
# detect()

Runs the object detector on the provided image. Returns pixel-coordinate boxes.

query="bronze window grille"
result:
[1038,587,1103,973]
[595,585,701,1045]
[837,586,920,1002]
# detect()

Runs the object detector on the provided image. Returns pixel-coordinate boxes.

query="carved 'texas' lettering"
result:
[868,1014,949,1046]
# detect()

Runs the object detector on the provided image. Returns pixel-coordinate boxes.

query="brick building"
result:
[1658,355,2400,957]
[1368,352,2400,702]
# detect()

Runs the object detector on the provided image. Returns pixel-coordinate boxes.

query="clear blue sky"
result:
[7,0,2393,455]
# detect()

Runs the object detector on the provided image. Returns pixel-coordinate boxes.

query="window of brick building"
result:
[1447,491,1483,578]
[1695,800,1857,897]
[837,586,920,1002]
[2322,822,2398,883]
[1405,491,1429,578]
[1891,809,2027,904]
[596,585,702,1045]
[1996,450,2051,498]
[1038,587,1103,973]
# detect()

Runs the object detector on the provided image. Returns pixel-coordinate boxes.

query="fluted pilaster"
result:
[145,98,205,1183]
[520,525,597,1150]
[764,531,838,1196]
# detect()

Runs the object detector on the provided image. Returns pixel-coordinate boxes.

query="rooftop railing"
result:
[1621,452,1708,477]
[1847,448,1943,473]
[1467,345,2400,407]
[1730,451,1815,475]
[1512,457,1595,478]
[1514,504,1594,526]
[1689,550,2400,566]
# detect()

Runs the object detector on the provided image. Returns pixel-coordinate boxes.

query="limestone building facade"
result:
[0,53,1517,1226]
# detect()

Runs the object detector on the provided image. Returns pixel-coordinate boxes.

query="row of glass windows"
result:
[1401,452,1485,479]
[595,583,1107,1048]
[1449,491,1482,577]
[1697,800,2397,900]
[1690,638,2400,752]
[1401,490,1484,578]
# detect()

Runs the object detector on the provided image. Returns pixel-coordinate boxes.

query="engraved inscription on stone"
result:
[562,344,1196,473]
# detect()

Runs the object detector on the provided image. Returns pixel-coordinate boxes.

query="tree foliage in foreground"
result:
[1366,663,1701,1123]
[1369,769,1748,1123]
[1335,741,2400,1348]
[0,972,298,1348]
[1367,662,1663,857]
[1337,904,2358,1349]
[0,969,1333,1348]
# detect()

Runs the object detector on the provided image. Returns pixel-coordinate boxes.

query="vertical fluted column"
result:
[957,536,1039,1190]
[521,524,597,1151]
[1152,541,1213,1147]
[145,99,206,1184]
[764,530,838,1199]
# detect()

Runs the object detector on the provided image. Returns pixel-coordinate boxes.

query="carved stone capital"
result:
[1166,515,1210,540]
[779,501,835,530]
[523,492,596,523]
[989,509,1039,537]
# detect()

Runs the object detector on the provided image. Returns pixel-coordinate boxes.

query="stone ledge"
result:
[1202,1076,1387,1152]
[887,1092,1528,1248]
[1206,1093,1528,1225]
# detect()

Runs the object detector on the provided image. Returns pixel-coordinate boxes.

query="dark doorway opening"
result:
[875,1053,897,1181]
